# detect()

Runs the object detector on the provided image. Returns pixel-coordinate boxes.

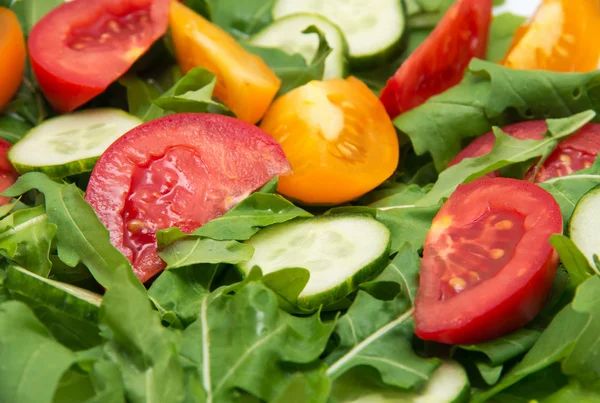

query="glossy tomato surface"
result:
[380,0,492,119]
[0,7,26,111]
[415,178,561,344]
[448,121,600,182]
[0,139,18,206]
[85,113,290,282]
[29,0,169,113]
[169,1,280,124]
[260,77,399,205]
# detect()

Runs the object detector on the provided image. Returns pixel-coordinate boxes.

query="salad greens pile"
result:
[2,0,600,402]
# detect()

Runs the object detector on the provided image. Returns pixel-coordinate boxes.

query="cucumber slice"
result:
[569,185,600,269]
[238,214,391,310]
[8,108,142,178]
[247,13,348,79]
[332,361,470,403]
[272,0,407,67]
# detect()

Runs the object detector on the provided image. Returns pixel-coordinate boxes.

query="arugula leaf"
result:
[549,235,597,291]
[486,13,526,63]
[7,0,62,34]
[0,267,9,304]
[0,300,77,403]
[0,115,31,143]
[159,238,253,269]
[243,25,331,95]
[325,291,439,389]
[416,111,595,206]
[202,0,275,40]
[157,192,311,247]
[180,280,334,402]
[395,59,600,171]
[368,184,430,209]
[540,158,600,229]
[5,265,102,350]
[0,205,55,277]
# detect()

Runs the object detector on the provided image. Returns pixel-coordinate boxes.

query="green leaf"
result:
[0,205,55,277]
[395,58,600,171]
[486,13,526,63]
[157,192,311,247]
[5,265,102,350]
[0,300,77,403]
[12,0,63,34]
[243,25,331,95]
[325,291,439,389]
[368,184,430,209]
[540,158,600,230]
[417,111,595,205]
[475,361,504,386]
[3,173,132,288]
[180,281,334,402]
[158,238,253,269]
[0,115,31,143]
[118,75,161,119]
[542,380,600,403]
[549,235,596,291]
[203,0,275,40]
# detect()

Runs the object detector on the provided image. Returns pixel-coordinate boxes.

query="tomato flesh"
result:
[29,0,169,113]
[448,121,600,182]
[85,114,290,282]
[415,178,561,344]
[379,0,492,119]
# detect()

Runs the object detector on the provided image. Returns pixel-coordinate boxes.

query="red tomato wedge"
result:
[380,0,492,119]
[85,113,290,282]
[415,178,561,344]
[28,0,169,113]
[448,121,600,182]
[0,139,18,206]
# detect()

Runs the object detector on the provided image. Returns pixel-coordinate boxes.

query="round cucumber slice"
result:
[238,214,391,310]
[569,184,600,269]
[8,108,142,178]
[248,13,348,79]
[272,0,407,68]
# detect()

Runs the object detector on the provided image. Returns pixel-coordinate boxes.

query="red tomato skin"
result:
[85,113,290,283]
[414,178,561,345]
[0,139,18,205]
[28,0,169,113]
[380,0,492,119]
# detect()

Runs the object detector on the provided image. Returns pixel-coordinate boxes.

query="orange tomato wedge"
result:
[502,0,600,72]
[0,7,26,111]
[260,77,399,205]
[169,1,281,124]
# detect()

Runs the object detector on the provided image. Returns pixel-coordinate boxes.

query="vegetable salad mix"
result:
[2,0,600,402]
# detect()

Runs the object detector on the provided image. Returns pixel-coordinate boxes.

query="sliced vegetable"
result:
[169,1,281,124]
[569,185,600,270]
[0,139,18,206]
[502,0,600,72]
[247,13,348,80]
[380,0,492,119]
[272,0,407,67]
[260,77,399,205]
[28,0,170,113]
[238,215,391,310]
[85,113,290,282]
[8,108,142,178]
[0,7,26,111]
[448,121,600,182]
[415,178,562,344]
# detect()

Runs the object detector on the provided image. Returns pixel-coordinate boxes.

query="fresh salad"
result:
[2,0,600,402]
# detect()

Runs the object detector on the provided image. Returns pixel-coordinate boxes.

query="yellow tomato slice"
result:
[260,77,399,205]
[169,1,281,124]
[502,0,600,72]
[0,7,26,111]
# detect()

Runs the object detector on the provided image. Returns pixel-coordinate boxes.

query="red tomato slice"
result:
[448,121,600,182]
[0,139,18,205]
[415,178,561,344]
[380,0,492,119]
[85,113,290,282]
[28,0,169,113]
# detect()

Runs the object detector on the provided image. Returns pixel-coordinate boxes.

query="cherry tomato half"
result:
[0,139,18,206]
[260,77,399,205]
[169,1,281,124]
[0,7,26,111]
[380,0,492,119]
[85,113,290,282]
[29,0,169,113]
[415,178,561,344]
[448,121,600,182]
[503,0,600,72]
